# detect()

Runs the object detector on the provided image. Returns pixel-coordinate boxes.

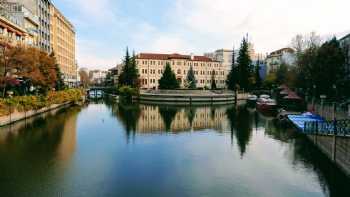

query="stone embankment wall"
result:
[0,102,72,127]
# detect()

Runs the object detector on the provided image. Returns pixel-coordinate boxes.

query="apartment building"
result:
[7,0,51,52]
[265,48,296,74]
[0,14,27,45]
[205,49,234,72]
[0,1,38,45]
[136,53,227,89]
[50,4,76,86]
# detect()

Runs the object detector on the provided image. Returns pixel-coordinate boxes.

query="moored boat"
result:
[247,95,258,108]
[257,96,277,114]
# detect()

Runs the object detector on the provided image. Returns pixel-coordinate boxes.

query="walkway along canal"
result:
[0,99,349,196]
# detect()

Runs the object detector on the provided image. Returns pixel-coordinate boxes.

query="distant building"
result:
[265,48,296,74]
[204,49,234,74]
[136,53,227,89]
[340,34,350,78]
[89,70,109,85]
[109,65,122,85]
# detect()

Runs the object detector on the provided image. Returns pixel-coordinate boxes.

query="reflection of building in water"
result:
[56,109,78,162]
[0,107,79,164]
[137,105,229,133]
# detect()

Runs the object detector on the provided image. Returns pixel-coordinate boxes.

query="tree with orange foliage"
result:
[0,38,60,97]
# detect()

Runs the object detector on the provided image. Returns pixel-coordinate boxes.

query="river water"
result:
[0,100,349,197]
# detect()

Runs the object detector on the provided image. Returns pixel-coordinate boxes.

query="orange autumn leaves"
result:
[0,41,59,89]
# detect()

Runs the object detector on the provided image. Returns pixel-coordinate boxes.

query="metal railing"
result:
[304,119,350,137]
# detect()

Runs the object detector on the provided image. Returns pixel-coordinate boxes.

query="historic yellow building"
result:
[50,4,76,86]
[136,53,228,89]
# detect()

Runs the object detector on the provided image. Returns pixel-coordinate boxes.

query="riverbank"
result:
[0,89,84,127]
[137,89,248,104]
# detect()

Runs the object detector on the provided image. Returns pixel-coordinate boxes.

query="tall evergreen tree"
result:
[118,48,139,88]
[226,46,238,90]
[237,37,253,90]
[211,70,217,90]
[158,63,179,89]
[186,65,196,89]
[254,60,262,88]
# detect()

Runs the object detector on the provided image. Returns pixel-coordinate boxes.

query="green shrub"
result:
[0,89,84,116]
[118,86,138,96]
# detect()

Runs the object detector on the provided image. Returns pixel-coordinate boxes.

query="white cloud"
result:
[64,0,350,69]
[132,0,350,55]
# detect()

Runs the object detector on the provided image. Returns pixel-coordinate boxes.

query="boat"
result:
[247,95,258,108]
[280,92,305,111]
[257,96,277,114]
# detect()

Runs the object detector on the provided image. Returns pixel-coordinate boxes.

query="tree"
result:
[314,38,345,96]
[237,37,253,90]
[158,63,179,89]
[0,40,60,97]
[186,65,196,89]
[118,48,139,88]
[226,46,238,90]
[276,63,288,84]
[211,70,217,90]
[50,52,65,90]
[254,61,262,88]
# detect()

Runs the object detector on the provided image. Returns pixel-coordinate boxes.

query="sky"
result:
[53,0,350,70]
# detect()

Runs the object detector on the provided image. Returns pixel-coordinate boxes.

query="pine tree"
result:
[255,60,262,89]
[226,46,238,90]
[186,66,196,89]
[118,48,139,88]
[211,70,217,90]
[237,37,253,90]
[159,63,179,89]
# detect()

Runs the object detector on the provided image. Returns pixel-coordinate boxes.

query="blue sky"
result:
[53,0,350,69]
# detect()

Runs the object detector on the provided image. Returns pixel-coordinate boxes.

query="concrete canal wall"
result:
[307,135,350,176]
[0,102,72,127]
[137,90,248,104]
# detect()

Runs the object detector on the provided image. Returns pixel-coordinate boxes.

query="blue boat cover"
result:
[287,113,325,131]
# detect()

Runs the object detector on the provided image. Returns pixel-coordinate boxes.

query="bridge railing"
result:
[304,119,350,137]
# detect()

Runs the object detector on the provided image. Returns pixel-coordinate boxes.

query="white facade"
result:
[265,48,296,74]
[89,70,108,85]
[205,49,234,73]
[136,53,227,89]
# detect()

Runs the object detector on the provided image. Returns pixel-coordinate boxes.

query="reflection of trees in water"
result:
[114,102,141,140]
[185,107,197,127]
[226,105,253,157]
[159,106,179,131]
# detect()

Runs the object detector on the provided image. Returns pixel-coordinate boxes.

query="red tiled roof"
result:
[137,53,217,62]
[193,56,213,62]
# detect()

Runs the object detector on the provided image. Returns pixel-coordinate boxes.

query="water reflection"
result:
[0,101,349,197]
[0,107,81,196]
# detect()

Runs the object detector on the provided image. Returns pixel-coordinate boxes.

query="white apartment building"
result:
[136,53,227,89]
[265,48,296,74]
